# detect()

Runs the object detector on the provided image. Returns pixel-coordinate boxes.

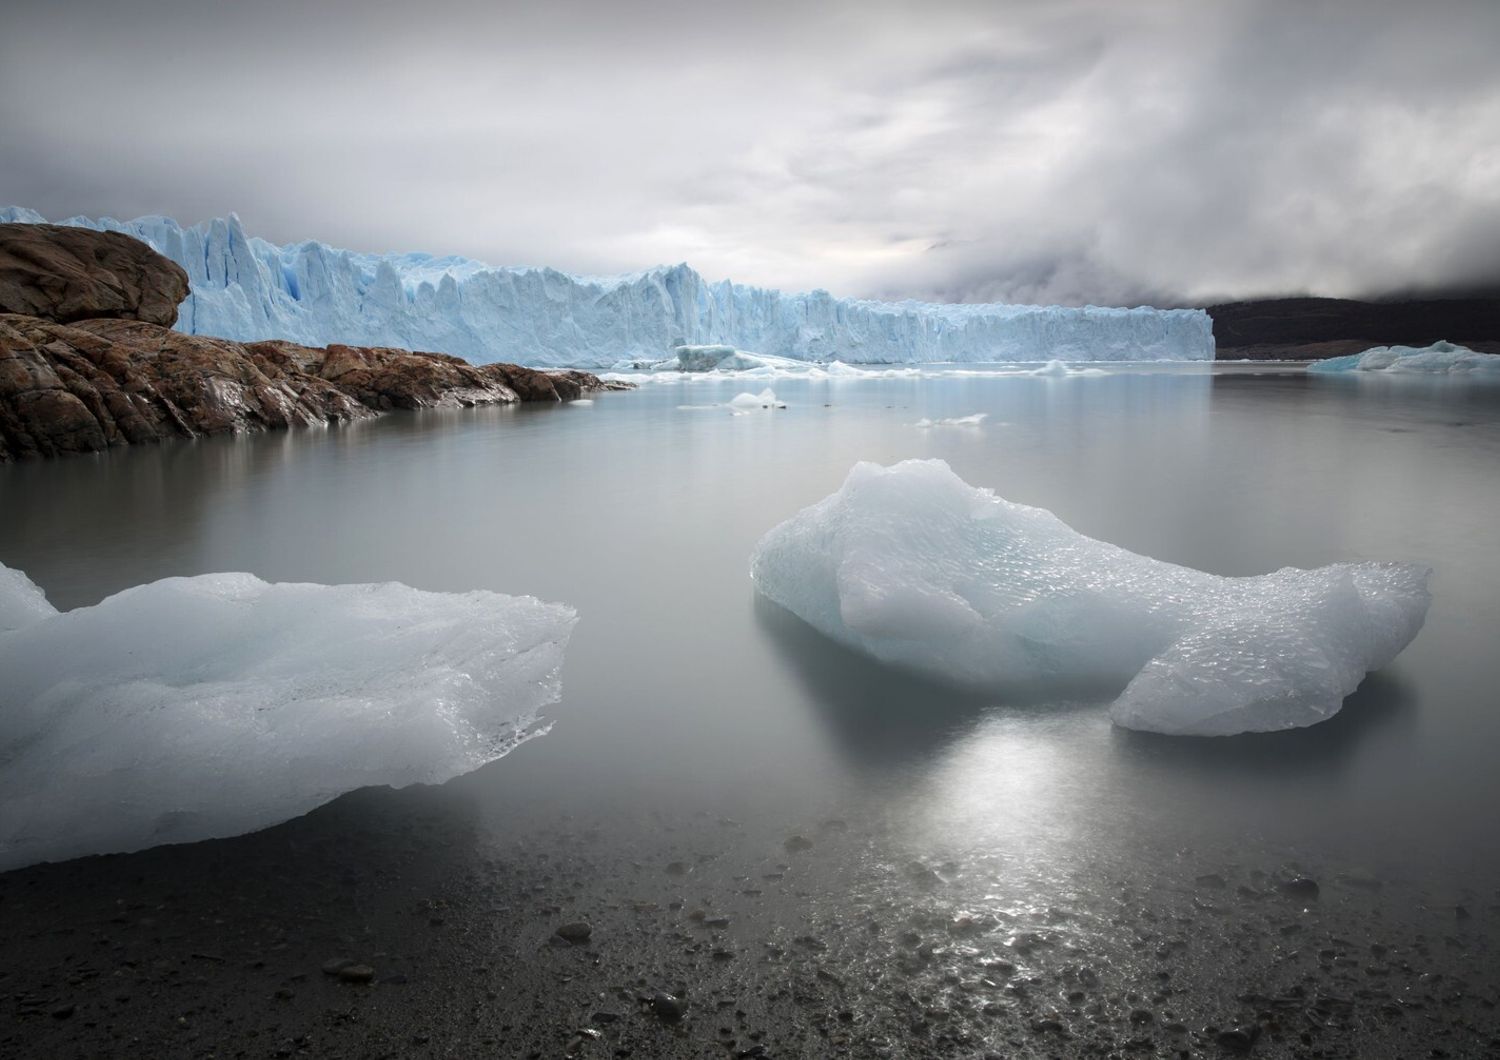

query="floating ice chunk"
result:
[915,413,987,428]
[0,564,576,870]
[729,388,786,413]
[750,460,1430,737]
[1308,340,1500,375]
[1022,359,1108,377]
[0,565,56,633]
[672,344,741,371]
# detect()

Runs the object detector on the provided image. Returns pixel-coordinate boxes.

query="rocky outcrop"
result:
[0,223,190,327]
[0,314,627,461]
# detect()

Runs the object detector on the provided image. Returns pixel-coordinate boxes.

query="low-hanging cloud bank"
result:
[2,0,1496,307]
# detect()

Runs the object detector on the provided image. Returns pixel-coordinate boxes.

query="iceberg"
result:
[729,388,787,413]
[0,562,575,870]
[1307,340,1500,375]
[750,460,1430,737]
[0,207,1215,368]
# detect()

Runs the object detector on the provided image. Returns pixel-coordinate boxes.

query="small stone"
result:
[1130,1008,1154,1024]
[338,964,375,983]
[650,992,689,1022]
[784,835,814,853]
[1279,877,1320,900]
[1195,874,1228,889]
[321,958,354,976]
[50,1004,75,1019]
[1216,1025,1261,1051]
[591,1011,621,1023]
[665,861,689,876]
[556,921,594,943]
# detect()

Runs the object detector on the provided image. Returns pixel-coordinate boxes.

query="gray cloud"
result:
[3,0,1497,305]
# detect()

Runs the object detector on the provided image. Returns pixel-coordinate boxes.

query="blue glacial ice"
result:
[0,563,575,870]
[751,460,1430,737]
[0,207,1214,369]
[1307,340,1500,375]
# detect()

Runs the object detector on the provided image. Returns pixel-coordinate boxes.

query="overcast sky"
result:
[3,0,1498,306]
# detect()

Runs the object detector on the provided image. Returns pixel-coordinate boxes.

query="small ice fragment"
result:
[729,388,786,413]
[914,413,987,428]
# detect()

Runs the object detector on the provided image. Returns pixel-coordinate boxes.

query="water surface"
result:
[4,365,1498,892]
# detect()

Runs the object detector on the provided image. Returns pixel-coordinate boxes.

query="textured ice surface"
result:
[1308,341,1500,375]
[751,460,1430,736]
[0,563,575,870]
[1,207,1214,368]
[0,565,55,634]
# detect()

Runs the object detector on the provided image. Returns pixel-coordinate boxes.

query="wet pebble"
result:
[1279,877,1320,900]
[556,921,594,944]
[650,992,689,1022]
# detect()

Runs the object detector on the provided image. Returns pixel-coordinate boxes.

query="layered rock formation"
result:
[0,223,190,328]
[0,225,625,461]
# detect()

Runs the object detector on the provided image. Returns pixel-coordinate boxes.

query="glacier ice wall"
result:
[0,562,575,871]
[1,207,1214,368]
[751,460,1430,737]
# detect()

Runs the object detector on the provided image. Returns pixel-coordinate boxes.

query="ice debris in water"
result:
[1307,340,1500,375]
[915,413,988,428]
[729,388,786,413]
[0,563,576,870]
[750,460,1431,737]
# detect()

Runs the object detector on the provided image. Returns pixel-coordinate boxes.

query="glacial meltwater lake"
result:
[3,363,1499,1056]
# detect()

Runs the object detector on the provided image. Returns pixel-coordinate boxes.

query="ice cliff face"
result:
[0,208,1214,368]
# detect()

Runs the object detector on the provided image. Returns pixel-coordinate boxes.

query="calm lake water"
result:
[3,364,1499,898]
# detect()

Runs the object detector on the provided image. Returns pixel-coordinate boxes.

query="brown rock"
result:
[0,223,190,327]
[0,313,628,461]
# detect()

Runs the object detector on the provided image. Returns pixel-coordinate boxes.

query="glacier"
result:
[0,207,1214,368]
[1307,340,1500,376]
[750,460,1431,737]
[0,562,575,871]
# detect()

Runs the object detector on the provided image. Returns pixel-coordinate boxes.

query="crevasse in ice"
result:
[750,460,1430,737]
[0,563,575,870]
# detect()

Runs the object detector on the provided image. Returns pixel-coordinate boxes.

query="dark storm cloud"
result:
[2,0,1497,305]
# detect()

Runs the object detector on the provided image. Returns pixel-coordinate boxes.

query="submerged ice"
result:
[0,207,1215,368]
[751,460,1430,737]
[0,564,575,870]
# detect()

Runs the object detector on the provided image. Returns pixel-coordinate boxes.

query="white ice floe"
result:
[914,413,988,428]
[0,563,576,870]
[1307,340,1500,375]
[1,206,1216,367]
[729,388,787,413]
[751,460,1430,737]
[1022,359,1108,377]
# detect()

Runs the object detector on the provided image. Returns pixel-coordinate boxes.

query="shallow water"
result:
[3,364,1499,892]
